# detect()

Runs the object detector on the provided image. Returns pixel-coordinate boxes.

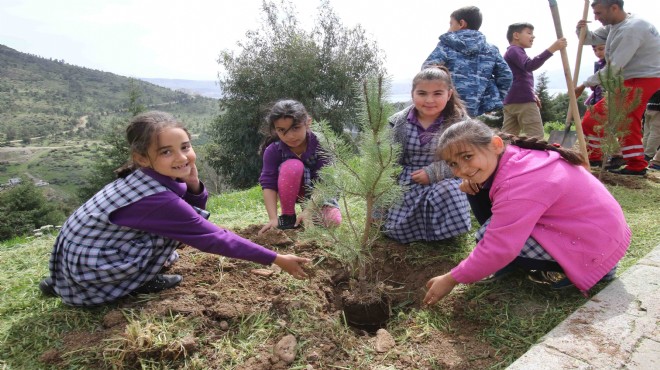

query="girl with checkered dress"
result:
[383,67,471,243]
[258,100,341,234]
[424,119,630,305]
[41,111,310,306]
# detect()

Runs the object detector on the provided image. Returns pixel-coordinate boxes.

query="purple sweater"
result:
[451,146,630,292]
[109,168,277,265]
[259,131,328,191]
[503,46,553,104]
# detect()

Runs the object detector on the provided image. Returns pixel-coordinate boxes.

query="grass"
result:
[1,178,659,369]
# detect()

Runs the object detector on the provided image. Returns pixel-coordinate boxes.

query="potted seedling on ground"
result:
[301,76,403,331]
[589,64,642,179]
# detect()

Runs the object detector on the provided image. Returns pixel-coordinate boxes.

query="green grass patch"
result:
[1,178,658,368]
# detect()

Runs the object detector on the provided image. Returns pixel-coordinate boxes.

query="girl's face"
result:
[514,28,535,48]
[412,80,453,121]
[593,44,606,60]
[274,117,308,152]
[442,137,504,185]
[134,127,196,180]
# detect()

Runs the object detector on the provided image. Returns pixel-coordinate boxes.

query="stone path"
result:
[508,245,660,369]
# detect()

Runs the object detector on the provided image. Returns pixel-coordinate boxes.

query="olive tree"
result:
[207,0,385,188]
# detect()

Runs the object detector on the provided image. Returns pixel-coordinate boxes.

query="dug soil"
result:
[41,226,501,369]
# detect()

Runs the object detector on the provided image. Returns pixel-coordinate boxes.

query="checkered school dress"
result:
[475,219,618,279]
[383,115,471,243]
[48,170,180,306]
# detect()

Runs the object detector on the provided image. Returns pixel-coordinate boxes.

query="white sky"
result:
[2,0,658,90]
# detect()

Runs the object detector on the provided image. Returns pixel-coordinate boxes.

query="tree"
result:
[302,76,403,295]
[589,64,642,179]
[0,177,64,241]
[207,0,384,188]
[535,72,556,123]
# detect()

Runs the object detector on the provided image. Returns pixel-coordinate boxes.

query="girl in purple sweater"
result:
[258,100,341,234]
[41,111,309,306]
[424,119,630,305]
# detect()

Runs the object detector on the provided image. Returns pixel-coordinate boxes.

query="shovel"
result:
[549,0,589,148]
[547,0,590,167]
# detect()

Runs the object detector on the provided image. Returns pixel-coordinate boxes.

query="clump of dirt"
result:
[42,227,501,369]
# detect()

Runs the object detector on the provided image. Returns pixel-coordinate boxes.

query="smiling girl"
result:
[423,119,630,305]
[382,66,471,243]
[258,99,341,234]
[41,111,309,306]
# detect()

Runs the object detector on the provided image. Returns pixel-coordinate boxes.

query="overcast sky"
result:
[2,0,659,90]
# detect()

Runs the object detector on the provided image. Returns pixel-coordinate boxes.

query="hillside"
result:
[0,44,218,141]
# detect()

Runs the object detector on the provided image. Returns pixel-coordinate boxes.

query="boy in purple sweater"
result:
[502,22,567,140]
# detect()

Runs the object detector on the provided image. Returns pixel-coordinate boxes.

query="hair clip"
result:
[551,143,561,148]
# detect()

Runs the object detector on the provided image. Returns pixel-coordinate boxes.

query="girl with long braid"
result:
[423,119,630,305]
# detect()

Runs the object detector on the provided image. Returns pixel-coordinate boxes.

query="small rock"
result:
[306,351,319,361]
[306,365,314,370]
[251,269,274,277]
[375,329,395,353]
[219,320,229,330]
[271,264,282,274]
[273,334,297,364]
[276,319,287,328]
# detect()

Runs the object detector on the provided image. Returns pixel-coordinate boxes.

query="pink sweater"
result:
[451,146,631,292]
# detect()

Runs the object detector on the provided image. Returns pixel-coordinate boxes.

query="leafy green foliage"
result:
[207,0,384,188]
[301,76,403,281]
[0,177,65,240]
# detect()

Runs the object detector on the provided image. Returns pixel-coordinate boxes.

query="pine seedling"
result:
[589,63,642,179]
[301,75,403,293]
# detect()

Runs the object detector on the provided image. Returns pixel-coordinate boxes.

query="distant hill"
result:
[140,78,222,99]
[0,44,217,141]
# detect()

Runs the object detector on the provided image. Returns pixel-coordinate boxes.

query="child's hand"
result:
[259,219,278,235]
[274,254,312,279]
[459,179,481,195]
[575,84,586,97]
[424,273,459,306]
[548,37,567,53]
[183,163,202,194]
[411,169,430,185]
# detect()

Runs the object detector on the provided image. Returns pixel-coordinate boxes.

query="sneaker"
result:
[604,156,626,170]
[277,214,299,230]
[649,163,660,170]
[527,271,574,290]
[39,277,58,297]
[133,274,182,294]
[608,167,647,176]
[475,264,517,284]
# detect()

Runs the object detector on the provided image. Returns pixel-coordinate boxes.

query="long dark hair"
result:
[437,119,585,165]
[411,66,467,123]
[115,111,190,178]
[258,99,309,156]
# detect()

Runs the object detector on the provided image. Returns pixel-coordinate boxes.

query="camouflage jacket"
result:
[422,30,512,117]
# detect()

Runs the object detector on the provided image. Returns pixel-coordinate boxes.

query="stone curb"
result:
[507,245,660,369]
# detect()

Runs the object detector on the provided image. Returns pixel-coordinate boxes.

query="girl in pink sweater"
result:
[424,119,631,305]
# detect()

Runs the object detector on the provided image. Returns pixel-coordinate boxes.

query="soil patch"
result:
[42,228,508,368]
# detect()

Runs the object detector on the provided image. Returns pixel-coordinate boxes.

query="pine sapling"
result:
[301,76,403,295]
[588,63,641,179]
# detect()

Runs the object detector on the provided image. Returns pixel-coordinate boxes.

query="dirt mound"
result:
[42,227,500,369]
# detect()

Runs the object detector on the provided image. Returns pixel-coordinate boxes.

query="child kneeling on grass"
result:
[40,111,309,307]
[424,119,631,305]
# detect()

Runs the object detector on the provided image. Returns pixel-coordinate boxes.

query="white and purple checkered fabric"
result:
[48,170,179,306]
[383,122,471,243]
